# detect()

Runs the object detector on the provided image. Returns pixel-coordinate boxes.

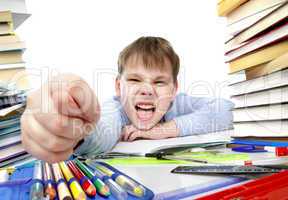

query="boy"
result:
[21,36,234,163]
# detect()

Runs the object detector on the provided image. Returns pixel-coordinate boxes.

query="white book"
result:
[230,69,288,96]
[0,62,25,70]
[0,0,28,13]
[0,103,25,117]
[228,70,247,85]
[111,131,232,155]
[226,3,282,37]
[231,85,288,108]
[233,120,288,137]
[227,0,287,25]
[225,23,288,62]
[233,104,288,122]
[226,3,288,50]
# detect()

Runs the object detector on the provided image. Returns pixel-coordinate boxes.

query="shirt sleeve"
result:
[73,98,124,156]
[170,94,234,137]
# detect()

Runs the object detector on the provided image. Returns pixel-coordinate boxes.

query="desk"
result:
[108,151,288,200]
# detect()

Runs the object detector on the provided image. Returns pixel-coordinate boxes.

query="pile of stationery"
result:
[218,0,288,146]
[0,159,154,200]
[0,1,34,167]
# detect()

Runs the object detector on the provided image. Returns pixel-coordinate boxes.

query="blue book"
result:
[231,139,288,147]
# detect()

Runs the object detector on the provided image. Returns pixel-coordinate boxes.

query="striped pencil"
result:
[73,159,111,197]
[59,161,86,200]
[51,163,73,200]
[66,160,96,197]
[43,162,57,200]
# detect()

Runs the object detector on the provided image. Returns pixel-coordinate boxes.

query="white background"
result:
[18,0,230,102]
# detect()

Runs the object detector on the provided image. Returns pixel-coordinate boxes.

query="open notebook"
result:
[110,130,232,156]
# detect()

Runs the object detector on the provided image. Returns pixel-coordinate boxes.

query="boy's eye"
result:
[155,81,166,86]
[127,78,140,82]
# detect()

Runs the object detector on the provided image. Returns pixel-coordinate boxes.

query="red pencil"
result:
[66,161,97,197]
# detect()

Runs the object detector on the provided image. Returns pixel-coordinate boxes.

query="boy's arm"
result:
[172,95,234,137]
[122,94,234,141]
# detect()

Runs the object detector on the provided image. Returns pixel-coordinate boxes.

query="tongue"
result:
[136,109,153,121]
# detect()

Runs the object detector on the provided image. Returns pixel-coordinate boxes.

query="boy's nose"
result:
[139,84,154,96]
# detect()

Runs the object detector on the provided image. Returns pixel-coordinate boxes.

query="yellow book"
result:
[217,0,249,16]
[0,23,14,35]
[245,52,288,79]
[0,11,13,23]
[0,68,29,90]
[0,35,20,44]
[0,50,23,64]
[229,40,288,73]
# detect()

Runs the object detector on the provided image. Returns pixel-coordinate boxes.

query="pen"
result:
[66,161,96,197]
[43,162,57,200]
[51,163,73,200]
[86,160,145,197]
[30,161,44,200]
[73,159,112,197]
[59,161,86,200]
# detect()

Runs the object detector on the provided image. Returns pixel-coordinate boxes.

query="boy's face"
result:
[115,56,178,130]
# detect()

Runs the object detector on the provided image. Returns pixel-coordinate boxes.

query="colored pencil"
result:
[73,159,111,197]
[59,161,86,200]
[51,163,73,200]
[66,160,96,197]
[43,162,57,200]
[86,160,145,197]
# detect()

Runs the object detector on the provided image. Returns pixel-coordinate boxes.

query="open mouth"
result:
[135,103,156,121]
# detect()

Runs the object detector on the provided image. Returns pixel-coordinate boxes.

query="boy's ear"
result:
[115,76,121,97]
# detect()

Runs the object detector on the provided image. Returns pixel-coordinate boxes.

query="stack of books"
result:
[218,0,288,141]
[0,0,34,167]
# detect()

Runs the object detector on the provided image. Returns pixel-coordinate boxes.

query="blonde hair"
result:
[118,36,180,82]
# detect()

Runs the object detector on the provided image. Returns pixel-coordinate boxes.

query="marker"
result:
[30,161,44,200]
[75,159,127,200]
[73,159,111,197]
[59,161,86,200]
[66,161,96,197]
[43,162,57,200]
[51,163,73,200]
[86,160,145,197]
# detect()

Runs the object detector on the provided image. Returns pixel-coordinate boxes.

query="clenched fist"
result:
[21,74,100,163]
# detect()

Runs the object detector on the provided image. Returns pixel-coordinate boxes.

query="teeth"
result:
[137,104,154,109]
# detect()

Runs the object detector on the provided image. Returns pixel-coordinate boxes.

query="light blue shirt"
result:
[75,93,234,156]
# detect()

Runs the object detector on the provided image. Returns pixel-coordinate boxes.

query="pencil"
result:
[43,162,57,200]
[66,161,96,197]
[75,159,127,200]
[73,159,111,197]
[51,163,73,200]
[86,160,146,197]
[30,161,44,200]
[59,161,86,200]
